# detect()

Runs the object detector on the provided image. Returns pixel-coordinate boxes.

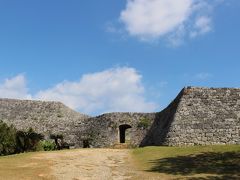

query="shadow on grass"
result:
[147,151,240,180]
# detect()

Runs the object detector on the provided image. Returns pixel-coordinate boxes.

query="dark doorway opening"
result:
[119,124,132,143]
[83,140,90,148]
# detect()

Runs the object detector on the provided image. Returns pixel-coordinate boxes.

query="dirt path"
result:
[34,149,144,180]
[0,148,167,180]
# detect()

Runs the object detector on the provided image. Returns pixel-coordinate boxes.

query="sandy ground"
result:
[0,149,168,180]
[2,147,238,180]
[33,149,150,180]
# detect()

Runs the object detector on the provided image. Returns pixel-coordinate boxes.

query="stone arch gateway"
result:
[0,86,240,148]
[119,124,132,143]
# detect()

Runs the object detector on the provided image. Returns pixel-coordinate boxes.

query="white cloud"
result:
[167,25,186,46]
[118,0,223,44]
[34,67,158,114]
[0,68,159,115]
[105,22,123,34]
[120,0,192,40]
[0,74,32,100]
[190,16,212,38]
[195,72,213,80]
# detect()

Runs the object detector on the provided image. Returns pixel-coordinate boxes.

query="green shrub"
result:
[0,120,44,156]
[137,117,151,129]
[50,134,68,150]
[0,121,17,156]
[15,128,44,153]
[40,140,56,151]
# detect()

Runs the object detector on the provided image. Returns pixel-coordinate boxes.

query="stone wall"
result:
[0,99,156,148]
[74,112,156,148]
[0,86,239,148]
[140,88,183,146]
[0,98,89,147]
[142,87,240,146]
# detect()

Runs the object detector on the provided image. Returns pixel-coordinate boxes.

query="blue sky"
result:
[0,0,240,115]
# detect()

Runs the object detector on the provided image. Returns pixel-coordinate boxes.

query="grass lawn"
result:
[0,152,54,180]
[0,146,239,180]
[132,145,240,179]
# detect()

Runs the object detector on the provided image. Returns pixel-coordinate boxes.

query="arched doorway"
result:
[119,124,132,143]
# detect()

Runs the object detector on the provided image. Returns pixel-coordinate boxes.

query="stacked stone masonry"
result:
[0,87,239,148]
[141,87,240,146]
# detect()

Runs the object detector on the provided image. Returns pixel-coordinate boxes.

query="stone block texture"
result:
[141,87,240,146]
[0,86,239,148]
[0,99,89,147]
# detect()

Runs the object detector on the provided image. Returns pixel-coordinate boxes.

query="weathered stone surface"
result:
[75,113,156,147]
[0,86,240,148]
[0,98,89,147]
[141,87,240,146]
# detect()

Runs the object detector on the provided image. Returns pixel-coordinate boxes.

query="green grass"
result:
[132,145,240,179]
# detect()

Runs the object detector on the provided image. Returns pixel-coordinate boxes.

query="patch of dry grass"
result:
[0,152,54,180]
[1,146,239,180]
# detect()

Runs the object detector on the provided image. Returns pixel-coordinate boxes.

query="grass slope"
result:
[132,145,240,179]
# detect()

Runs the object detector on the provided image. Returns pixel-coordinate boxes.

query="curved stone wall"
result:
[0,98,89,147]
[142,87,240,146]
[0,86,239,148]
[74,112,156,147]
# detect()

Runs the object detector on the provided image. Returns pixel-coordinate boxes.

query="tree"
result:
[0,121,44,156]
[0,121,16,155]
[50,134,63,150]
[16,128,44,153]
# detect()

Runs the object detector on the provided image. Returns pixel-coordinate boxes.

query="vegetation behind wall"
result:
[0,121,44,156]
